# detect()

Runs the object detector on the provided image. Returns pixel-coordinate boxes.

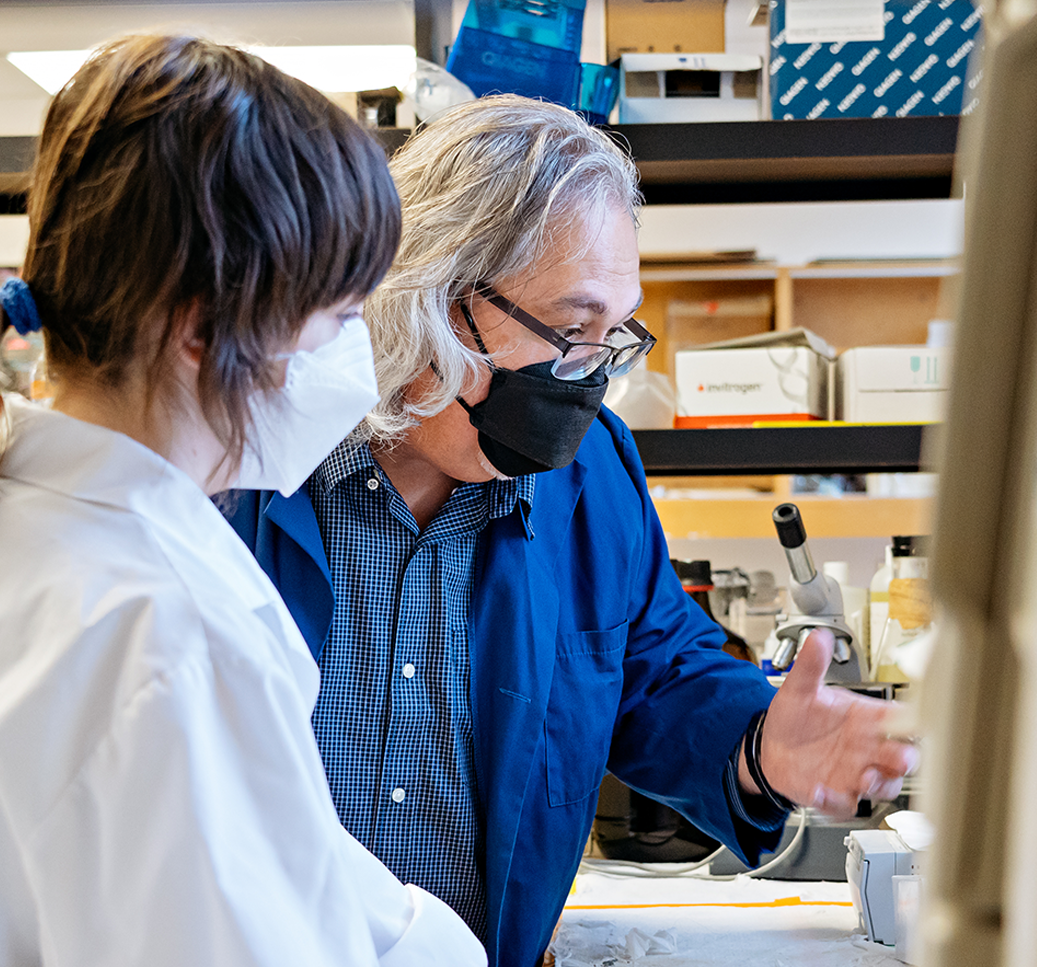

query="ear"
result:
[172,301,205,372]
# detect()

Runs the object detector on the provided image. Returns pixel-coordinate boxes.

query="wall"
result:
[639,198,965,264]
[668,534,891,591]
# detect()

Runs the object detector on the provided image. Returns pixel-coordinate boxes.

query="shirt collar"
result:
[311,437,536,521]
[0,394,280,609]
[311,433,377,494]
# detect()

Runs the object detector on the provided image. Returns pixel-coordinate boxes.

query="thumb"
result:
[784,626,834,694]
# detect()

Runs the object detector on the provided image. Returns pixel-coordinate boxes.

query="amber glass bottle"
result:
[672,559,757,664]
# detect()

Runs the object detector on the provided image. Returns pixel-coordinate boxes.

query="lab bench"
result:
[554,871,902,966]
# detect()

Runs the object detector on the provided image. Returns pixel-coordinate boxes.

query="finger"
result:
[812,785,860,819]
[856,766,902,799]
[783,626,835,694]
[872,737,920,778]
[883,701,920,741]
[868,776,904,802]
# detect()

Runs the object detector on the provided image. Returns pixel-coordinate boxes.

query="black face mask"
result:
[456,360,608,477]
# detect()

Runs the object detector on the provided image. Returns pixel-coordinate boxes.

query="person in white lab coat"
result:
[0,33,485,967]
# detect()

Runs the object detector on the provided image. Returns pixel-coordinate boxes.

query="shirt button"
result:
[391,787,406,804]
[402,663,416,679]
[366,477,379,490]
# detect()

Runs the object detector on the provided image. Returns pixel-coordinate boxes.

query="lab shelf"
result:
[610,115,960,204]
[0,115,960,210]
[632,423,930,476]
[378,119,960,204]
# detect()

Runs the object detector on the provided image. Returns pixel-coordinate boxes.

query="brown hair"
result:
[17,33,400,465]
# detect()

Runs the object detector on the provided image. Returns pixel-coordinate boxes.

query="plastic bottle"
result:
[672,559,756,664]
[873,536,931,683]
[602,359,676,429]
[822,560,869,680]
[868,543,894,676]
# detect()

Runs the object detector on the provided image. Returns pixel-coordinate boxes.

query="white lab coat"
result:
[0,394,486,967]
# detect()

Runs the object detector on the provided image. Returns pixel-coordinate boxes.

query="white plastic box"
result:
[836,346,951,422]
[845,829,917,945]
[618,52,764,123]
[674,345,828,427]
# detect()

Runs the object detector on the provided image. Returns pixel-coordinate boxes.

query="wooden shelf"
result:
[633,424,932,476]
[653,494,932,540]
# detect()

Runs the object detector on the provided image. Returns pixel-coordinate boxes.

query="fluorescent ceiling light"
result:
[250,45,417,93]
[6,50,91,96]
[6,45,417,97]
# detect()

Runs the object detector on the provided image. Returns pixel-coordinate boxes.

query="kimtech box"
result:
[837,345,950,422]
[769,0,983,120]
[675,344,828,428]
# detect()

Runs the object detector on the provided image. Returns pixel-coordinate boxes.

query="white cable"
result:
[578,843,726,879]
[579,807,809,881]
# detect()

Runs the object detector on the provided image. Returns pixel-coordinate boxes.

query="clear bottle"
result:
[868,543,895,677]
[672,558,756,664]
[873,536,931,683]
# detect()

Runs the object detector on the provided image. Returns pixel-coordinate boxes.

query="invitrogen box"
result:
[674,346,828,428]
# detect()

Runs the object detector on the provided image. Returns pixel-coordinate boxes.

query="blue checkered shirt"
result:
[307,441,783,939]
[308,440,535,942]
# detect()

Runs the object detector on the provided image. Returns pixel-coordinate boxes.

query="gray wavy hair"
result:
[362,94,642,445]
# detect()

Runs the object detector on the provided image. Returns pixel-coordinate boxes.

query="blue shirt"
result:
[224,407,789,967]
[308,440,535,942]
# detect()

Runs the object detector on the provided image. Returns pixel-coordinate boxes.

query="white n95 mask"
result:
[232,317,379,497]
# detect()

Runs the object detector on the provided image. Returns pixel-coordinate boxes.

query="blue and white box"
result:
[769,0,983,120]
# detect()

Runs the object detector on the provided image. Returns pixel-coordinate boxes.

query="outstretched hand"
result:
[742,628,919,818]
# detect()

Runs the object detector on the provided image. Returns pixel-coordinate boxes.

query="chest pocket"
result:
[544,621,627,806]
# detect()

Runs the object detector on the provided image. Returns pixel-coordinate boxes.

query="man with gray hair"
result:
[229,95,916,967]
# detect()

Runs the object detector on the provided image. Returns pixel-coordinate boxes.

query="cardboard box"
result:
[665,293,773,373]
[675,344,828,427]
[836,345,950,422]
[619,52,764,123]
[606,0,725,64]
[769,0,983,120]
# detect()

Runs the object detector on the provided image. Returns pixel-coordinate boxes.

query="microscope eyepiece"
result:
[773,502,807,549]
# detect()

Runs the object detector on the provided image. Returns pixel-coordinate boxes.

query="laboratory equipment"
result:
[770,502,864,684]
[845,829,918,945]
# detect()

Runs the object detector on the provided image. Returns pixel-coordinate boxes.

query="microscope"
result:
[771,502,863,684]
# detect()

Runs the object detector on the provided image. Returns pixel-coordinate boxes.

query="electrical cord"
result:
[578,844,726,879]
[578,807,809,881]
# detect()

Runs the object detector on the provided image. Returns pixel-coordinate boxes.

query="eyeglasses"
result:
[473,285,656,381]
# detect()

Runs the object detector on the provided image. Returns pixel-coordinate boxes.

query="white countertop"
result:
[554,869,904,966]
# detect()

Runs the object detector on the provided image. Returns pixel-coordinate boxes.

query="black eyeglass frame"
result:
[473,284,656,380]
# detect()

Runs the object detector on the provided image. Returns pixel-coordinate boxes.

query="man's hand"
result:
[740,627,920,818]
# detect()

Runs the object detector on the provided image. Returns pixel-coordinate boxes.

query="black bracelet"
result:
[744,709,796,812]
